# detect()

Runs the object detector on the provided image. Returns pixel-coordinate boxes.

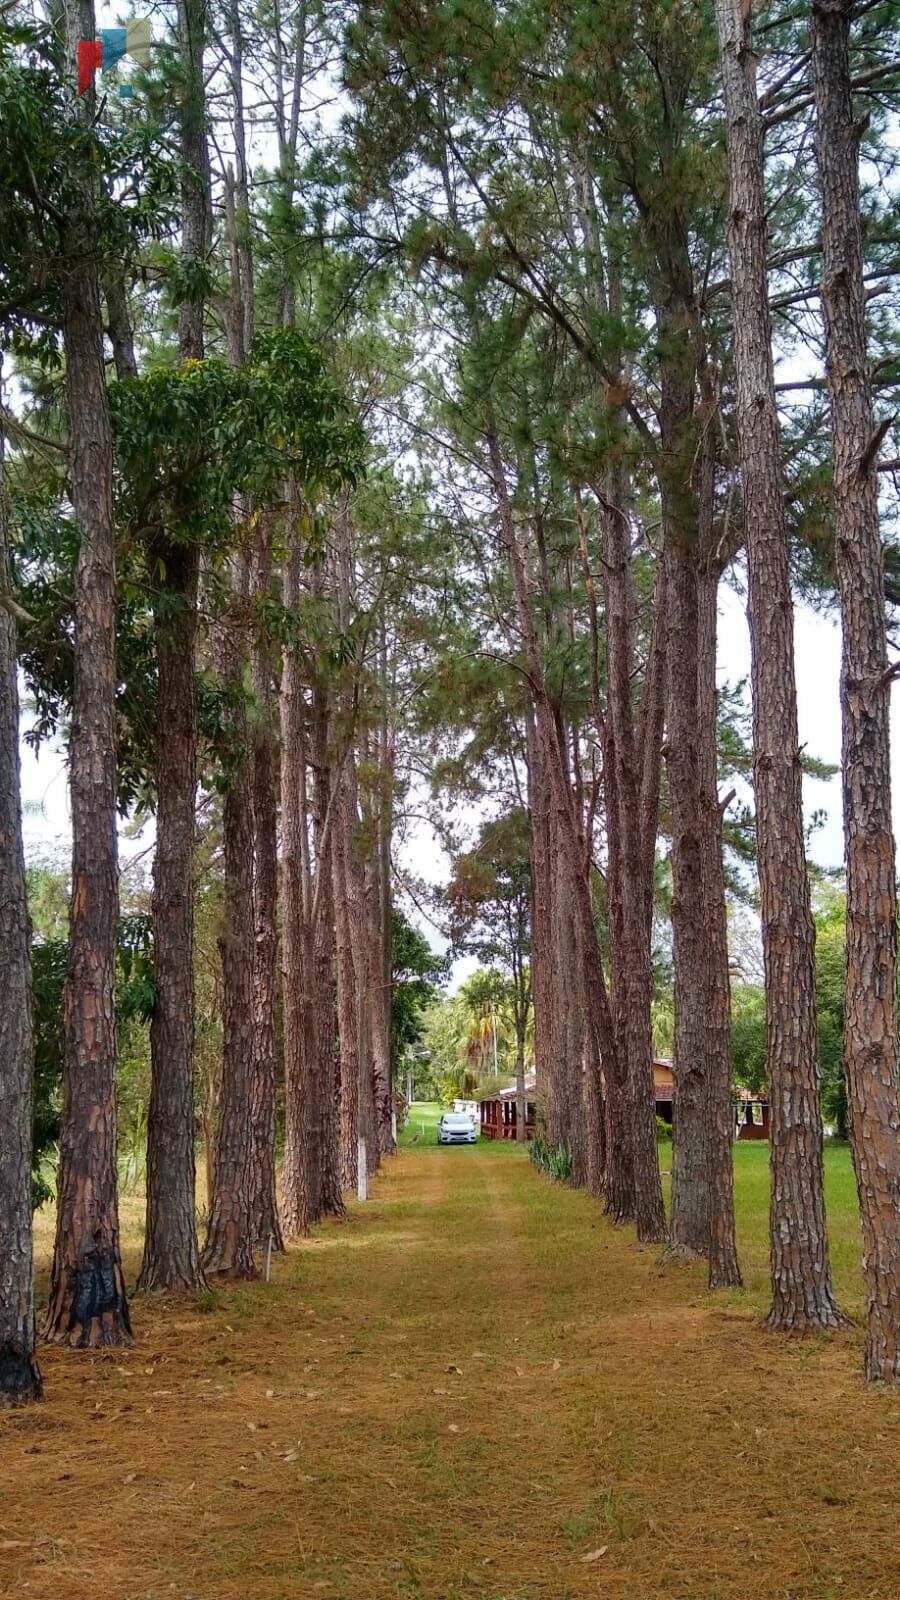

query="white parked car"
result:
[438,1111,478,1145]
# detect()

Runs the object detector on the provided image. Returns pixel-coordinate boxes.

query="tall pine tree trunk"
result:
[331,507,378,1189]
[652,227,740,1277]
[371,679,395,1157]
[600,739,635,1221]
[314,807,343,1217]
[514,996,528,1145]
[227,0,281,1247]
[656,280,711,1260]
[202,568,256,1279]
[489,427,615,1195]
[599,472,667,1244]
[698,566,742,1289]
[380,715,395,1156]
[362,759,392,1159]
[555,840,586,1181]
[344,754,378,1183]
[334,773,360,1191]
[309,685,341,1216]
[714,0,842,1329]
[45,0,130,1344]
[139,0,208,1293]
[140,537,204,1291]
[665,543,710,1256]
[526,710,553,1107]
[0,389,42,1402]
[280,535,312,1235]
[201,44,259,1277]
[812,0,900,1377]
[368,869,393,1157]
[248,530,283,1250]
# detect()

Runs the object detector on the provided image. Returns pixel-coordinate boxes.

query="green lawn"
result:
[729,1138,863,1316]
[399,1099,520,1153]
[398,1099,452,1145]
[400,1114,865,1314]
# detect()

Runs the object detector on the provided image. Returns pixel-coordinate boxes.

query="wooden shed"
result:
[653,1058,770,1140]
[479,1075,537,1141]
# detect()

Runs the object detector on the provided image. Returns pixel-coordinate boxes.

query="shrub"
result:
[529,1137,573,1183]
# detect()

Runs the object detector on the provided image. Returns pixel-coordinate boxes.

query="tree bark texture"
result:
[310,691,342,1216]
[0,394,42,1403]
[599,475,667,1244]
[139,0,209,1293]
[715,0,842,1329]
[202,573,256,1278]
[491,428,616,1196]
[371,639,396,1158]
[139,538,204,1293]
[314,822,343,1218]
[553,834,587,1183]
[647,181,740,1277]
[698,569,742,1289]
[280,540,313,1235]
[248,531,283,1251]
[527,711,556,1125]
[344,757,378,1182]
[812,0,900,1377]
[655,265,713,1261]
[45,2,130,1342]
[364,845,392,1159]
[599,739,635,1222]
[664,543,710,1257]
[334,774,360,1193]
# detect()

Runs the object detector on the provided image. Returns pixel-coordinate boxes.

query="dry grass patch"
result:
[2,1143,898,1600]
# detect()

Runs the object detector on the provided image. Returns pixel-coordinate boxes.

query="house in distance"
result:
[653,1058,770,1140]
[479,1075,537,1140]
[481,1061,769,1144]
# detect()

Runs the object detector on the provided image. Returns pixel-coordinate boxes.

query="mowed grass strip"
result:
[1,1138,895,1600]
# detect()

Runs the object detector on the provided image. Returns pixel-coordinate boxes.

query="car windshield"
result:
[442,1114,473,1126]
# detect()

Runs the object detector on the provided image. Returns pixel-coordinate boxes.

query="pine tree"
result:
[44,0,131,1346]
[812,0,900,1378]
[714,0,843,1330]
[138,0,209,1296]
[0,373,42,1404]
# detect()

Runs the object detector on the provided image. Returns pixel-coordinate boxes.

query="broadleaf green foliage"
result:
[30,937,66,1208]
[111,331,365,550]
[445,807,531,970]
[814,890,848,1138]
[0,14,178,352]
[116,913,155,1025]
[13,487,158,810]
[10,326,365,807]
[27,862,156,1206]
[730,986,767,1099]
[730,887,849,1134]
[391,908,450,1080]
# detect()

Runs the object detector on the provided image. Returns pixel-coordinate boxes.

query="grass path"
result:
[3,1144,900,1600]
